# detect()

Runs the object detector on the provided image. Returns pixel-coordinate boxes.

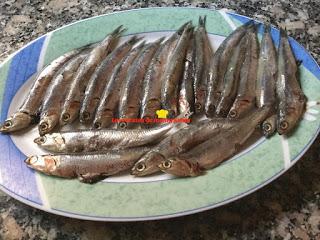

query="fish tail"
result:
[111,25,126,36]
[128,35,144,45]
[177,21,192,34]
[199,15,207,28]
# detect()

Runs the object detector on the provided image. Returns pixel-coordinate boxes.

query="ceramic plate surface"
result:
[0,7,319,221]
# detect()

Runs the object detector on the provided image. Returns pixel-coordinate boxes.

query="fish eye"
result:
[82,112,91,121]
[4,120,12,128]
[162,160,172,169]
[38,136,47,144]
[229,110,237,118]
[40,122,49,131]
[195,103,202,111]
[62,113,70,122]
[135,162,146,172]
[263,122,272,132]
[119,122,127,129]
[94,122,101,129]
[280,121,289,130]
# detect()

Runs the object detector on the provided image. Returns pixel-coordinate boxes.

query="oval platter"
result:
[0,7,319,221]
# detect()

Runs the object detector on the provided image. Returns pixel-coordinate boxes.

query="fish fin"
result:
[78,173,107,184]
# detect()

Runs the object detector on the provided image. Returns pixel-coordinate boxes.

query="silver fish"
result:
[80,36,140,123]
[0,48,82,133]
[118,39,162,129]
[161,24,194,118]
[25,147,150,183]
[34,114,188,153]
[215,35,248,117]
[228,26,259,119]
[38,52,88,135]
[276,28,306,135]
[60,26,124,126]
[205,21,254,117]
[158,107,270,177]
[93,42,145,129]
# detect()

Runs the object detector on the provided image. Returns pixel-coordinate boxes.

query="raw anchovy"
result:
[193,16,213,114]
[178,33,195,114]
[25,147,150,183]
[140,23,188,122]
[131,106,264,177]
[228,26,259,119]
[118,39,162,129]
[80,36,140,123]
[205,21,254,117]
[34,112,188,153]
[60,26,124,126]
[38,52,88,135]
[158,107,270,177]
[215,35,248,117]
[132,117,236,176]
[161,24,194,118]
[93,42,145,129]
[255,25,278,136]
[0,48,82,133]
[276,29,306,135]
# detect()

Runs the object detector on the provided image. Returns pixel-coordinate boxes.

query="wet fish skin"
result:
[178,32,195,115]
[159,107,270,177]
[60,26,124,126]
[25,147,150,183]
[133,109,263,177]
[193,16,213,114]
[118,39,162,129]
[215,35,248,117]
[80,36,140,123]
[131,118,231,176]
[276,28,306,135]
[161,24,194,118]
[0,49,82,133]
[38,52,88,135]
[140,24,187,122]
[255,25,278,136]
[93,42,145,129]
[205,21,254,117]
[228,26,259,119]
[34,116,186,153]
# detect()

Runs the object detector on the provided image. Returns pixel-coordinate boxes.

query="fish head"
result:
[38,114,58,136]
[34,133,65,152]
[25,155,59,174]
[228,98,255,119]
[158,157,202,177]
[60,103,80,126]
[277,98,306,135]
[131,152,165,176]
[0,112,33,133]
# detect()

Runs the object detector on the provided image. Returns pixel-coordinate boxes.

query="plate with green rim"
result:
[0,7,319,221]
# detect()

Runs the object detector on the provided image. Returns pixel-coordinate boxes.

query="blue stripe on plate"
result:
[227,12,320,81]
[0,36,46,204]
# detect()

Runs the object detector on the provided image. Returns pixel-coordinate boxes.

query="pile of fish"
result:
[0,17,306,183]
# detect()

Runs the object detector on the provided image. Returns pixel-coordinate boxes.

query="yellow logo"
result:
[156,109,169,119]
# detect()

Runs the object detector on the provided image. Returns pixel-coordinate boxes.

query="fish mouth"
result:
[24,155,38,167]
[93,122,102,129]
[0,120,13,132]
[61,113,70,125]
[34,136,47,145]
[81,112,91,123]
[39,121,50,135]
